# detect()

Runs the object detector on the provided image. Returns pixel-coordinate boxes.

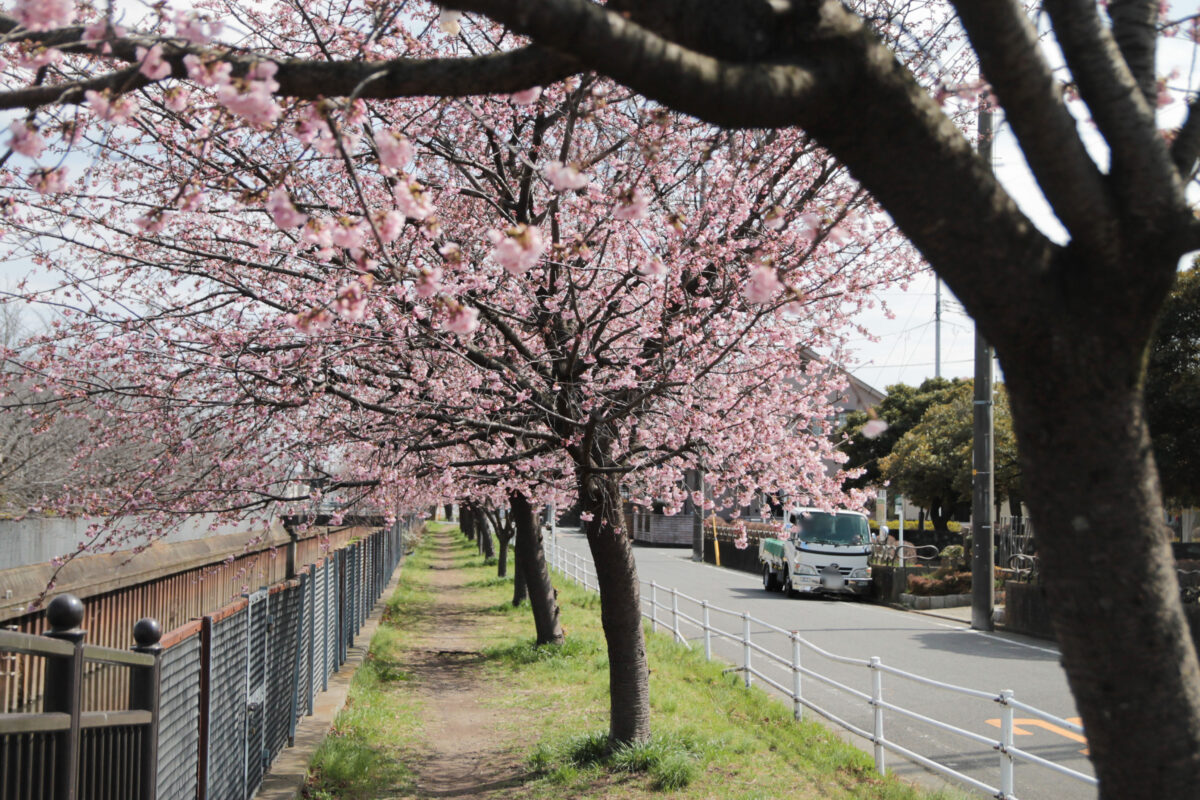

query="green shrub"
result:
[870,519,962,534]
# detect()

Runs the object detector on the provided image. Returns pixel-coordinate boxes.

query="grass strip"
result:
[306,525,966,799]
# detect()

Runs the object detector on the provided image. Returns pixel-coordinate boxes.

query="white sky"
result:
[844,12,1200,393]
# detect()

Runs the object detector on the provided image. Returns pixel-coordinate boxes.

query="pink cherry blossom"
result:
[613,187,649,221]
[14,0,74,32]
[163,87,191,113]
[416,265,443,298]
[174,11,224,45]
[439,10,463,35]
[285,308,333,333]
[443,303,480,335]
[510,87,543,106]
[394,179,434,220]
[544,161,588,192]
[488,225,546,276]
[179,190,206,212]
[764,205,786,230]
[217,63,281,127]
[638,258,668,280]
[330,218,365,249]
[8,121,44,158]
[265,188,308,229]
[137,45,172,81]
[17,47,63,70]
[745,265,784,304]
[28,167,67,195]
[334,277,372,321]
[301,219,334,255]
[862,419,889,439]
[184,56,234,89]
[373,209,405,243]
[86,90,140,125]
[375,129,413,173]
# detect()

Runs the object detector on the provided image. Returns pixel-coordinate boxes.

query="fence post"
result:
[791,632,803,720]
[130,618,163,800]
[43,594,86,800]
[870,656,886,775]
[651,583,659,633]
[999,689,1015,798]
[701,601,711,660]
[742,613,752,688]
[671,587,681,643]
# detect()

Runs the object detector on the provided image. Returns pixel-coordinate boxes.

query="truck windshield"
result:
[794,512,869,545]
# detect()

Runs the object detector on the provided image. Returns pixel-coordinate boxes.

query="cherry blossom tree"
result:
[0,3,911,746]
[17,3,1200,793]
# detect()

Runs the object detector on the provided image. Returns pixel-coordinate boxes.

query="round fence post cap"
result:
[133,617,163,648]
[46,594,85,632]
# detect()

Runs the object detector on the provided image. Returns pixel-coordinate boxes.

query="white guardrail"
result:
[543,537,1097,800]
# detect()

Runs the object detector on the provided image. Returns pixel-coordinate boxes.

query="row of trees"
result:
[0,3,908,746]
[1,1,1199,794]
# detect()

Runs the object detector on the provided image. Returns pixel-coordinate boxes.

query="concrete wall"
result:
[0,514,247,571]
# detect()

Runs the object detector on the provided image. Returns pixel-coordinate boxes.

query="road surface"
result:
[549,528,1097,800]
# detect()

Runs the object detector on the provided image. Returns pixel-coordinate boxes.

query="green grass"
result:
[306,524,968,799]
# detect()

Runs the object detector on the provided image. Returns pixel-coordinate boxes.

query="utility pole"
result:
[935,279,942,378]
[971,100,996,631]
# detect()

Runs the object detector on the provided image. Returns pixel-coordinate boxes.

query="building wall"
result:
[0,514,246,571]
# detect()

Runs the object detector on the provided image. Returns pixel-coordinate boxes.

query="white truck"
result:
[759,507,873,596]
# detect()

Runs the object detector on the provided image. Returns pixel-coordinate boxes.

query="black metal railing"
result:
[0,595,163,800]
[0,515,413,800]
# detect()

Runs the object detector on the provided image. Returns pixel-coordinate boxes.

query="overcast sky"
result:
[845,16,1200,393]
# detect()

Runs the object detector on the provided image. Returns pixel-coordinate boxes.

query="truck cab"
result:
[759,508,872,596]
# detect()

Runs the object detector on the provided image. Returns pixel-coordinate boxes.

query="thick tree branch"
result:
[1108,0,1161,106]
[0,13,580,109]
[1171,98,1200,178]
[1044,0,1189,237]
[950,0,1115,250]
[450,0,1055,347]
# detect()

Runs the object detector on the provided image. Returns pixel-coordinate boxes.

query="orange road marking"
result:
[986,717,1089,755]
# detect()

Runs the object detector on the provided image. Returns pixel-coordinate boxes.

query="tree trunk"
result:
[479,514,495,559]
[510,492,564,645]
[460,504,476,541]
[512,546,528,607]
[1005,344,1200,798]
[580,471,650,745]
[497,536,510,577]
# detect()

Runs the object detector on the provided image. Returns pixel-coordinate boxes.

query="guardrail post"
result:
[870,656,885,775]
[130,618,163,800]
[742,613,752,688]
[999,689,1015,798]
[671,588,681,643]
[650,583,659,633]
[44,594,86,800]
[701,601,711,660]
[791,632,803,720]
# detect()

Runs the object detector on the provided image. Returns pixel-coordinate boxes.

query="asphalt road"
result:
[548,528,1098,800]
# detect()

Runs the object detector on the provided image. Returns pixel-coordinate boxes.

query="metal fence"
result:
[0,517,412,800]
[544,537,1096,800]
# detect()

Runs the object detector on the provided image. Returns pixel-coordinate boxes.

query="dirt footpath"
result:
[400,527,528,798]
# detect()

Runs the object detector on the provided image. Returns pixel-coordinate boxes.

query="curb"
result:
[254,557,406,800]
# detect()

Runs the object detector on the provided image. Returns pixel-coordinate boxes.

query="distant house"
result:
[627,358,885,546]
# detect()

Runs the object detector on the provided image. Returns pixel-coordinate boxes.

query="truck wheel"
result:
[763,565,779,591]
[783,573,795,597]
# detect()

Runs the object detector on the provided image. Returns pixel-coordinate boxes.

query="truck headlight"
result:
[850,567,871,579]
[793,564,818,576]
